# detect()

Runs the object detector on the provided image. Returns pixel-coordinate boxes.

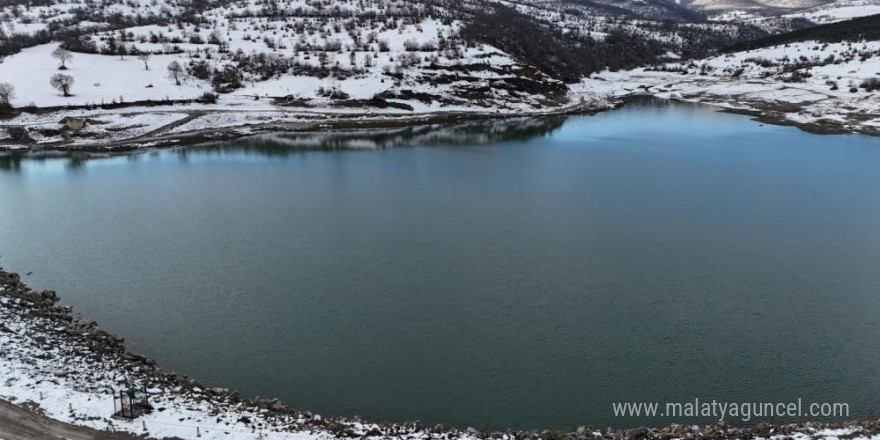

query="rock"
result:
[754,423,772,437]
[40,290,57,301]
[208,387,228,396]
[468,427,480,435]
[625,427,650,440]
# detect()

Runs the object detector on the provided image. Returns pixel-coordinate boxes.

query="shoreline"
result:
[3,267,880,440]
[0,99,614,155]
[1,93,878,160]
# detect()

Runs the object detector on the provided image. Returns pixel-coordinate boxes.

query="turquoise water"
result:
[2,99,880,430]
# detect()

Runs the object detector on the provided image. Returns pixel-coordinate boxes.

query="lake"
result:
[2,98,880,430]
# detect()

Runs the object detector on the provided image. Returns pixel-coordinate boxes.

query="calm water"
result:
[3,99,880,430]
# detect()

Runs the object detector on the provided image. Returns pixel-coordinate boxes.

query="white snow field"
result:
[576,40,880,134]
[0,44,209,107]
[783,0,880,23]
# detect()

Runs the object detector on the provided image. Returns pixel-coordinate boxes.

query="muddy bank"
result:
[2,266,880,440]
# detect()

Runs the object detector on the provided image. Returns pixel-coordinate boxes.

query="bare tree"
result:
[167,61,183,86]
[138,53,151,70]
[51,47,73,70]
[0,83,15,108]
[50,73,74,97]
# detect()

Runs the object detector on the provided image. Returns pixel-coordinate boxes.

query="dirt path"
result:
[135,110,209,139]
[0,398,173,440]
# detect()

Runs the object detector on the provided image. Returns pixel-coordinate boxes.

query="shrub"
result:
[198,92,218,104]
[188,60,212,80]
[860,77,880,92]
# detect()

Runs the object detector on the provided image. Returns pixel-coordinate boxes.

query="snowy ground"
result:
[575,40,880,135]
[1,37,879,151]
[0,44,211,108]
[781,0,880,24]
[0,41,542,110]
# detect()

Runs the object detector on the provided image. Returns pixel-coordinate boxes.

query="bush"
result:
[860,77,880,92]
[188,61,212,80]
[211,66,243,93]
[198,92,218,104]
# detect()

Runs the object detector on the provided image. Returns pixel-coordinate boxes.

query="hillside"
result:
[0,0,786,114]
[725,12,880,50]
[0,0,879,147]
[683,0,833,12]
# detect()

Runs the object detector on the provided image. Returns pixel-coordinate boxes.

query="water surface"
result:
[2,99,880,430]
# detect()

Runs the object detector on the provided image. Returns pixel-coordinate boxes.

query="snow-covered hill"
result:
[577,39,880,134]
[684,0,832,12]
[0,0,577,112]
[0,0,879,148]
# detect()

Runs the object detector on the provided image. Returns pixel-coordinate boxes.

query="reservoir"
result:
[2,98,880,430]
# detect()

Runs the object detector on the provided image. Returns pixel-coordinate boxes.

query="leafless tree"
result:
[138,53,151,70]
[50,73,74,97]
[167,61,183,85]
[51,47,73,69]
[0,83,15,107]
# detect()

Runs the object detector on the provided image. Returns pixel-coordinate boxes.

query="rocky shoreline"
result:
[2,267,880,440]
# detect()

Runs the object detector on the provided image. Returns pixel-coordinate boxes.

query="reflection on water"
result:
[189,116,566,156]
[0,150,90,172]
[0,116,566,173]
[0,154,21,172]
